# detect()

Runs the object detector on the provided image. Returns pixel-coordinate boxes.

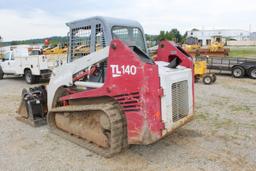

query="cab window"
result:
[112,26,146,53]
[3,52,12,61]
[95,24,106,51]
[70,26,92,62]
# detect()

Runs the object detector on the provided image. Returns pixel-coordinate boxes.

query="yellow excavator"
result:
[183,37,201,56]
[183,44,201,52]
[183,37,229,57]
[208,41,224,52]
[43,43,68,55]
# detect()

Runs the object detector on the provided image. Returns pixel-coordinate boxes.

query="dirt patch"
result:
[0,75,255,170]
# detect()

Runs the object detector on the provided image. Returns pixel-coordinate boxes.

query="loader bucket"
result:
[16,86,48,127]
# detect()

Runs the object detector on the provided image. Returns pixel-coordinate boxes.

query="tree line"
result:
[146,28,189,44]
[2,28,192,46]
[1,36,68,46]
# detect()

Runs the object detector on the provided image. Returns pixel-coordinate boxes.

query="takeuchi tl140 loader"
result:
[17,16,194,157]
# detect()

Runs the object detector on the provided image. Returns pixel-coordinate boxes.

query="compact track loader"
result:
[17,16,194,157]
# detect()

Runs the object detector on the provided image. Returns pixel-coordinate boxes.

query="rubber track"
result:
[47,100,127,158]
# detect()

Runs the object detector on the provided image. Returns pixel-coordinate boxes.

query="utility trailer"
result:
[196,56,256,79]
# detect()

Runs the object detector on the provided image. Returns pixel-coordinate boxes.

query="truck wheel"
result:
[0,69,3,80]
[25,69,36,84]
[202,75,212,85]
[194,75,200,83]
[232,66,245,78]
[249,68,256,79]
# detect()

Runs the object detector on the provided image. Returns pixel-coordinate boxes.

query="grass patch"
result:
[229,46,256,57]
[195,112,208,121]
[230,105,251,113]
[211,100,226,106]
[213,118,234,129]
[239,87,256,94]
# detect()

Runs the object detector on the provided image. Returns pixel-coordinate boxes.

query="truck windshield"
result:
[112,26,146,53]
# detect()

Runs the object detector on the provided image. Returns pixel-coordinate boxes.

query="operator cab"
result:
[66,16,149,62]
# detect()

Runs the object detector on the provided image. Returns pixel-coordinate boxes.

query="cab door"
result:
[1,52,12,73]
[4,52,16,74]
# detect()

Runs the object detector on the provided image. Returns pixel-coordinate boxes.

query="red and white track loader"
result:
[17,16,194,157]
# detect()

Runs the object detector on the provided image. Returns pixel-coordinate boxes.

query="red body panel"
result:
[60,39,194,144]
[155,40,193,69]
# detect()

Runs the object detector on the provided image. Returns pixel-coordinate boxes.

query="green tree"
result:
[145,34,158,41]
[170,28,182,42]
[181,31,188,43]
[157,29,183,43]
[10,41,19,45]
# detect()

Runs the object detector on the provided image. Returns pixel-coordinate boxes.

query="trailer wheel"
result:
[202,75,212,85]
[249,68,256,79]
[232,66,245,78]
[24,69,36,84]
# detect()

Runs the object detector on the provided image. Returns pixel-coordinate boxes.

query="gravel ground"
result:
[0,75,255,171]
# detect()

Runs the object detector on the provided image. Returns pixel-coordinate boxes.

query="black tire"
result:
[24,69,36,84]
[249,68,256,79]
[0,68,3,80]
[194,75,200,83]
[232,66,245,78]
[212,74,217,83]
[202,75,212,85]
[35,76,41,83]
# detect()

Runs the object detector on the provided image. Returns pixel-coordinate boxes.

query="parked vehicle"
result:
[0,48,52,84]
[196,56,256,79]
[194,61,216,84]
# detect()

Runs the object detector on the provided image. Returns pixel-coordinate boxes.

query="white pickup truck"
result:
[0,49,52,84]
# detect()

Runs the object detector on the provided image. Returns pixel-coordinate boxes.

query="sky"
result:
[0,0,255,41]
